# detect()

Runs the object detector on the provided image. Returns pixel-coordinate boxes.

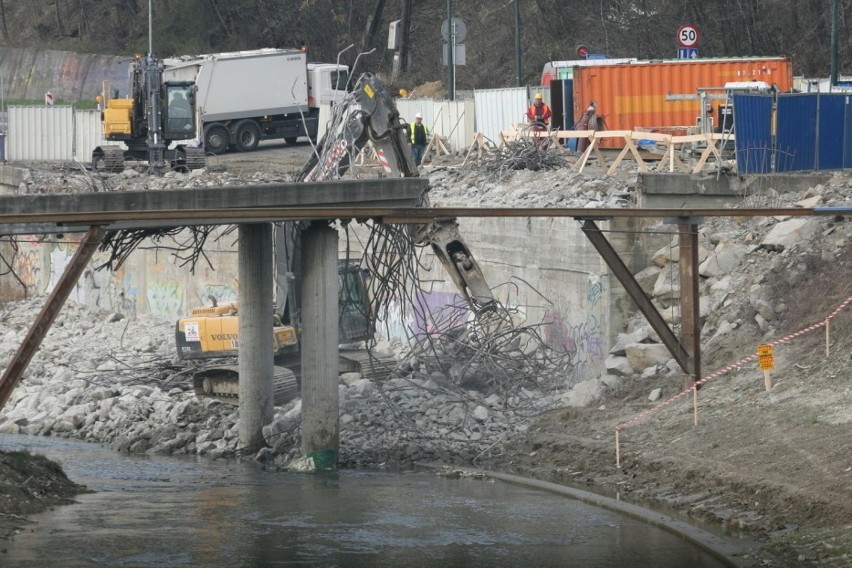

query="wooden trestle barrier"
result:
[497,125,736,176]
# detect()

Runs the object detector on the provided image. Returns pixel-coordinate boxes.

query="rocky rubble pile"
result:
[10,163,290,194]
[603,176,851,391]
[1,163,849,475]
[0,301,568,467]
[426,166,636,208]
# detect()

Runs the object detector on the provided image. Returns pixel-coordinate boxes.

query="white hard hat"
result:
[415,112,422,119]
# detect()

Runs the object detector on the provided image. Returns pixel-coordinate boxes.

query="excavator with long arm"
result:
[175,72,498,405]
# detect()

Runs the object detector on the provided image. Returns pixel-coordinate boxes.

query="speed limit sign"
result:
[676,24,700,48]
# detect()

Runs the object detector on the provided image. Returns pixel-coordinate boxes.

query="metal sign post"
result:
[442,14,466,101]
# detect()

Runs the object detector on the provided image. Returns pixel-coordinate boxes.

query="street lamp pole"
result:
[514,0,522,87]
[447,0,454,101]
[830,0,838,87]
[148,0,153,55]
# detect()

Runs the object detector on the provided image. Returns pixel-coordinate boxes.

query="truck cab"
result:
[307,63,349,106]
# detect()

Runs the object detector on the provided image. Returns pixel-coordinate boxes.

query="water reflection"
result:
[0,435,729,567]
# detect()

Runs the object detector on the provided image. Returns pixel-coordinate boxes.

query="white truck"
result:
[162,48,349,154]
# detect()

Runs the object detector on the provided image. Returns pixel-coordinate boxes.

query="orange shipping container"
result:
[572,57,793,147]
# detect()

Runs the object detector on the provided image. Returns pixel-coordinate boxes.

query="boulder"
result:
[625,343,672,372]
[605,355,634,376]
[760,219,820,251]
[610,327,651,355]
[652,263,680,302]
[472,405,489,422]
[560,377,605,407]
[699,242,748,278]
[634,266,662,295]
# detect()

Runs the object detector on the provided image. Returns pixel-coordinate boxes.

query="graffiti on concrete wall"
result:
[413,290,468,338]
[147,277,184,319]
[542,275,607,381]
[196,283,238,309]
[375,298,411,342]
[11,247,43,295]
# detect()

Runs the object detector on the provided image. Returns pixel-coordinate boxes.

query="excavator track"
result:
[175,147,207,171]
[339,349,396,382]
[188,349,396,406]
[92,146,126,173]
[192,365,299,406]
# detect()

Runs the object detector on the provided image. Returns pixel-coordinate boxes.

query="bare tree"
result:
[0,0,9,42]
[54,0,65,36]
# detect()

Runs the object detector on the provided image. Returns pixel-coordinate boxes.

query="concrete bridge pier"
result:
[238,223,275,452]
[300,222,340,468]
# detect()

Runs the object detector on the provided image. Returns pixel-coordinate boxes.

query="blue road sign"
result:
[677,48,699,59]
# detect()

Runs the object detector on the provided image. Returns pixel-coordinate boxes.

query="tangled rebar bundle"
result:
[467,126,570,181]
[348,220,577,403]
[97,226,221,272]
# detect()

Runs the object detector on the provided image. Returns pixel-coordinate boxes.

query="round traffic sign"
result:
[441,17,467,43]
[576,44,590,59]
[676,24,700,48]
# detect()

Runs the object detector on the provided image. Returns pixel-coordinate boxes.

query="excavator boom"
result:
[300,72,498,315]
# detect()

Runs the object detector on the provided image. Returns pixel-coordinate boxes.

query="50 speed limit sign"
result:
[677,24,700,48]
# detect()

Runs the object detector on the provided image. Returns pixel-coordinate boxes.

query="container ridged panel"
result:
[574,58,793,148]
[8,105,74,161]
[73,109,110,162]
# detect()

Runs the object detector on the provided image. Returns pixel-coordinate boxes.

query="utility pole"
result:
[514,0,522,87]
[400,0,412,72]
[830,0,838,87]
[447,0,454,101]
[148,0,153,56]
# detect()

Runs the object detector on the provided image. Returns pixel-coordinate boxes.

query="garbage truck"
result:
[162,48,349,154]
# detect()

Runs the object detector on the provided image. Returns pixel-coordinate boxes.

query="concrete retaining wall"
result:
[339,216,646,382]
[0,229,239,321]
[1,216,652,384]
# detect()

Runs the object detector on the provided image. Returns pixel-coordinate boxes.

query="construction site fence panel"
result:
[7,105,75,162]
[395,99,474,153]
[473,86,552,146]
[736,92,852,173]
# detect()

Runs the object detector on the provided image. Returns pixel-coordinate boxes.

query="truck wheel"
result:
[234,120,261,152]
[285,137,298,145]
[204,124,230,155]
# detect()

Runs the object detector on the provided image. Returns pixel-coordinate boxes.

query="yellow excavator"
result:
[93,53,206,173]
[175,73,498,405]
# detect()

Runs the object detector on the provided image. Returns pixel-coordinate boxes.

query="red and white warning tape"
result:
[616,295,852,432]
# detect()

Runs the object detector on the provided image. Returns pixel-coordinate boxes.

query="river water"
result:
[0,434,731,567]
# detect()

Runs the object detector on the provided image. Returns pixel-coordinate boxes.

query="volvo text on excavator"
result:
[175,72,499,405]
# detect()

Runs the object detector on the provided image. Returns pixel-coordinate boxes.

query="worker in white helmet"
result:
[409,112,429,166]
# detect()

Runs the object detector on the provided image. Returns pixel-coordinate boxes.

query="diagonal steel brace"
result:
[0,226,106,411]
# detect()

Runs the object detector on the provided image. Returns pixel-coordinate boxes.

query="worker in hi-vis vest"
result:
[409,112,429,166]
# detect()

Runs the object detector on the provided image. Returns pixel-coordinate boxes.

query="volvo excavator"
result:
[92,54,206,173]
[175,72,497,405]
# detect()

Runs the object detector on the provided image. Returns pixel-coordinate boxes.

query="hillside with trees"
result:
[0,0,849,92]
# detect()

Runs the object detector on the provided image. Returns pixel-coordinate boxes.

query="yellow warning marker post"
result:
[757,344,775,391]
